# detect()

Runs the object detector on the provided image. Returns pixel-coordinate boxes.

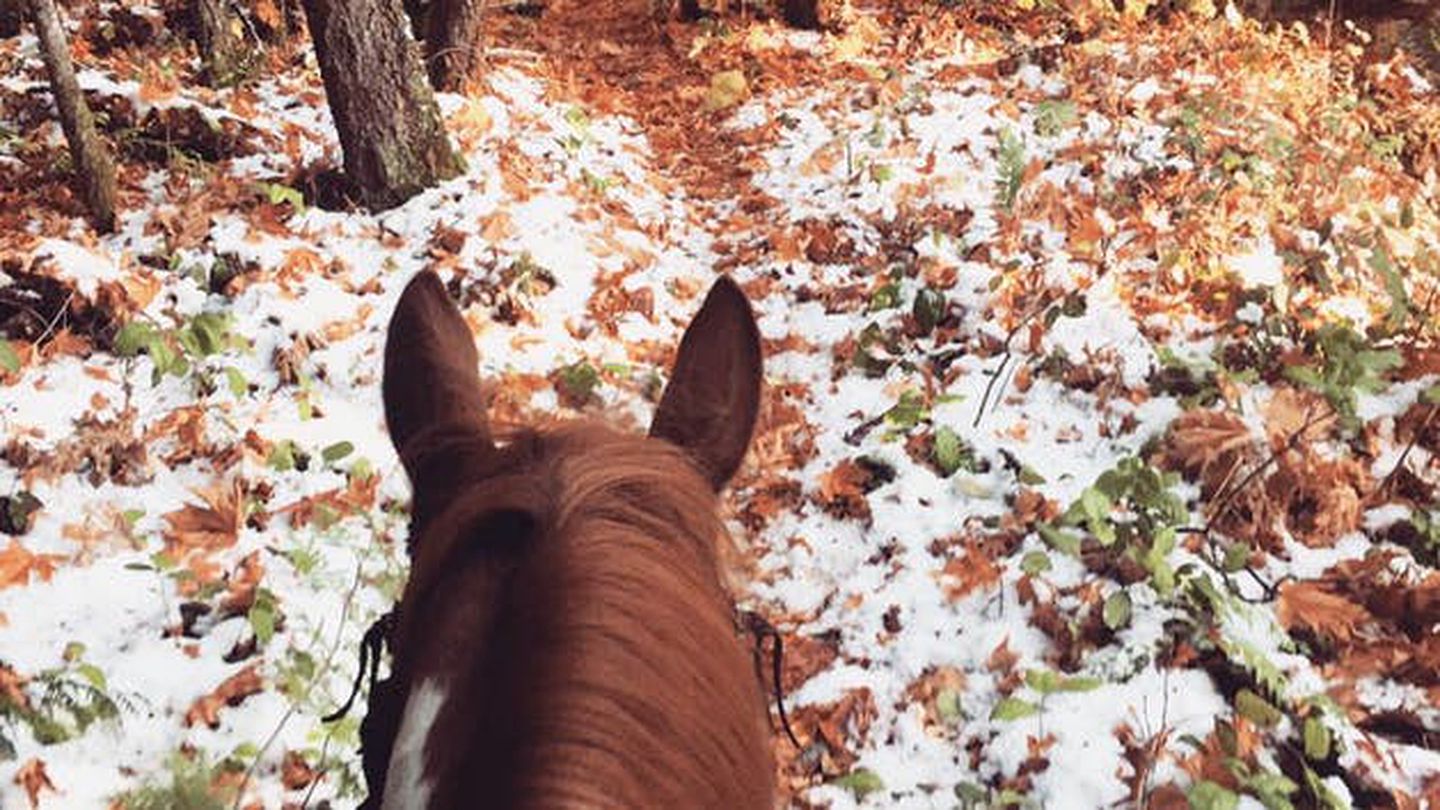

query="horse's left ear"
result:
[650,276,763,491]
[383,271,490,479]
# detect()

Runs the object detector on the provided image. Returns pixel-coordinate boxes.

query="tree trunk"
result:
[300,0,464,210]
[402,0,425,39]
[0,0,24,38]
[194,0,248,85]
[784,0,819,29]
[425,0,483,91]
[27,0,117,232]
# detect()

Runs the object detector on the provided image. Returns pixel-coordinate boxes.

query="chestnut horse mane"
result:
[373,421,772,809]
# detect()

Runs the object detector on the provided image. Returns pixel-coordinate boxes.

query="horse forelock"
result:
[377,420,773,810]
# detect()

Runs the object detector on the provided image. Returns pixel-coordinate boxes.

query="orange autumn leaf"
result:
[1263,387,1333,446]
[1276,581,1372,645]
[280,750,318,791]
[184,664,264,729]
[818,459,868,504]
[939,542,1001,600]
[253,0,283,29]
[162,480,244,558]
[14,758,56,810]
[219,552,264,616]
[280,247,328,279]
[0,540,61,590]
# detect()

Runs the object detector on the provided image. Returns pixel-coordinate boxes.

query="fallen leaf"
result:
[280,750,317,791]
[1277,581,1371,645]
[162,480,244,559]
[14,759,56,809]
[184,664,264,728]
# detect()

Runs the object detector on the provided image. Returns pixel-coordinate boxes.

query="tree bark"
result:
[0,0,24,38]
[784,0,820,29]
[425,0,483,91]
[300,0,464,210]
[194,0,248,85]
[27,0,117,232]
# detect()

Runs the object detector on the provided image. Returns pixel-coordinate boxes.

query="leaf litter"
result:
[2,0,1440,808]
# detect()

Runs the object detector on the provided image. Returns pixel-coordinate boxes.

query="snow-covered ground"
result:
[2,2,1439,808]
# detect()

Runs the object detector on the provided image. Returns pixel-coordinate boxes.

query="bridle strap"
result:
[322,611,395,723]
[739,610,804,751]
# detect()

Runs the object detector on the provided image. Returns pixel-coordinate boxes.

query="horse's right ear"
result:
[649,276,763,491]
[383,272,490,478]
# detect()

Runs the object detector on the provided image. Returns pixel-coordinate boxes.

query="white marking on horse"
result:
[381,678,448,810]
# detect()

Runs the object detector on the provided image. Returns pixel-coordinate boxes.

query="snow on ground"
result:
[2,3,1440,809]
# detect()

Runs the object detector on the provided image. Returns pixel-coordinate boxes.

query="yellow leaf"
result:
[705,70,750,112]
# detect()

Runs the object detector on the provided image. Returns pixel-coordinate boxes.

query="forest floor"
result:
[2,0,1440,808]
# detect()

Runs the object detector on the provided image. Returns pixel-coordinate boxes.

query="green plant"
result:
[1033,99,1078,137]
[995,128,1026,211]
[0,339,20,374]
[932,425,978,476]
[113,312,243,387]
[555,360,601,406]
[110,751,235,810]
[1038,457,1187,595]
[0,653,128,759]
[1282,324,1401,427]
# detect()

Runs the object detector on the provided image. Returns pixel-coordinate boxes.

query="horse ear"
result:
[383,272,490,475]
[650,276,763,491]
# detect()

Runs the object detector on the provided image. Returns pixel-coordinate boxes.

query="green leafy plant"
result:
[110,751,235,810]
[1038,457,1187,595]
[832,768,885,800]
[113,312,243,387]
[1033,99,1078,137]
[555,360,601,407]
[0,653,129,759]
[932,425,978,476]
[1282,324,1401,427]
[995,127,1026,211]
[0,339,20,374]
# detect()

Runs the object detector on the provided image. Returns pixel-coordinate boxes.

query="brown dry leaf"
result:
[987,638,1020,674]
[162,480,244,558]
[252,0,283,29]
[816,458,872,521]
[0,664,29,710]
[775,631,839,694]
[1161,409,1254,495]
[184,664,264,728]
[904,666,966,730]
[1272,455,1369,548]
[280,750,318,791]
[1276,581,1372,645]
[1263,387,1333,446]
[14,758,56,809]
[787,687,876,776]
[219,552,264,617]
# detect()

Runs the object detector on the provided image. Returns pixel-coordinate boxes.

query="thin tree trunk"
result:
[0,0,24,38]
[425,0,483,91]
[402,0,425,39]
[300,0,464,210]
[784,0,819,29]
[27,0,117,232]
[194,0,247,85]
